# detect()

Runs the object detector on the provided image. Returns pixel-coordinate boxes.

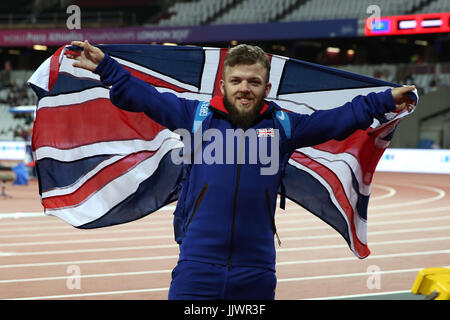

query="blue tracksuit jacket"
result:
[94,54,396,272]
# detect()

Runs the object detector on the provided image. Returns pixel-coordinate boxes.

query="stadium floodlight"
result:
[326,47,340,54]
[33,45,48,51]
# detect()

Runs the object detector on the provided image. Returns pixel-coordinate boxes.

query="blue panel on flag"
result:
[38,155,112,192]
[50,73,105,96]
[78,151,182,229]
[99,44,205,88]
[278,59,395,95]
[282,163,350,241]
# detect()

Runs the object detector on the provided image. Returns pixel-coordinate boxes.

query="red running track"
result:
[0,172,449,300]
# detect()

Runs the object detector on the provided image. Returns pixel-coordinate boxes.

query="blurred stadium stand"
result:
[0,0,449,149]
[156,0,450,26]
[0,0,167,28]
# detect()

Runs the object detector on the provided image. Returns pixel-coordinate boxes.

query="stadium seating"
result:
[157,0,446,26]
[282,0,431,22]
[420,0,450,13]
[0,71,35,141]
[336,62,450,95]
[158,0,234,26]
[212,0,296,24]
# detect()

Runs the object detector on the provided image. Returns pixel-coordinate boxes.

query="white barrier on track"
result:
[0,140,26,160]
[376,148,450,174]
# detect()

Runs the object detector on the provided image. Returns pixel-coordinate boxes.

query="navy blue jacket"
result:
[94,54,396,271]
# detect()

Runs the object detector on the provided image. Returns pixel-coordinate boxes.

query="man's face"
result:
[220,63,272,116]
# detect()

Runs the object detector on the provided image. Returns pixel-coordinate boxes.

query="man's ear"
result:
[264,82,272,98]
[219,79,225,96]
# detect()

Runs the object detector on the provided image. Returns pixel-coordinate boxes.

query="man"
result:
[67,40,416,300]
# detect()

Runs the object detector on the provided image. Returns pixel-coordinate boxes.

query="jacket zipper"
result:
[227,162,242,270]
[227,133,246,270]
[185,183,208,232]
[265,189,281,247]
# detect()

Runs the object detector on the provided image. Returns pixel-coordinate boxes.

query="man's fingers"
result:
[392,85,417,105]
[70,40,93,52]
[65,54,80,60]
[398,85,416,93]
[70,40,85,47]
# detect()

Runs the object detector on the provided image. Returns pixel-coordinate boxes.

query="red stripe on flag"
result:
[290,151,370,258]
[42,151,155,209]
[122,65,190,93]
[33,98,165,150]
[49,46,65,92]
[212,48,228,97]
[312,128,387,185]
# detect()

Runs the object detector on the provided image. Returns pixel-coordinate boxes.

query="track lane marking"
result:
[0,249,448,270]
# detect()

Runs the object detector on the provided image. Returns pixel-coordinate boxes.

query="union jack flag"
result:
[256,128,275,138]
[28,44,417,259]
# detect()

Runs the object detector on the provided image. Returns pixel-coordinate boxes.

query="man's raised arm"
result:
[66,40,197,131]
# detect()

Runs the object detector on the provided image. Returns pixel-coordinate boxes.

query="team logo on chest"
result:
[256,128,275,137]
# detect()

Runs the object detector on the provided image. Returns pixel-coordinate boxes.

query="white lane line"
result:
[370,184,446,210]
[277,236,450,253]
[370,184,396,201]
[0,252,13,256]
[277,249,450,266]
[2,202,449,232]
[283,225,450,241]
[0,212,45,219]
[1,225,449,248]
[0,188,448,229]
[5,262,450,287]
[278,215,450,232]
[5,265,450,300]
[0,235,173,248]
[0,219,172,233]
[1,234,448,258]
[0,210,173,226]
[306,290,412,300]
[0,206,450,237]
[278,265,450,283]
[0,269,172,284]
[6,287,170,300]
[1,235,448,258]
[0,238,448,282]
[0,226,173,238]
[0,206,177,220]
[2,212,450,240]
[0,249,447,270]
[0,255,179,269]
[0,244,179,257]
[368,205,450,218]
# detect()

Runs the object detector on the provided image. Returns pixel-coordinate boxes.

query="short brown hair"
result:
[223,44,271,82]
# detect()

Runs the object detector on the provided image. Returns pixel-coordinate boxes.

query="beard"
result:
[223,94,265,130]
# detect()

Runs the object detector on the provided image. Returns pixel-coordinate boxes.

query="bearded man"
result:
[67,40,415,300]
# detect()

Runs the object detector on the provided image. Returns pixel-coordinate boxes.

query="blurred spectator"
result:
[2,83,34,106]
[410,53,423,64]
[403,72,415,85]
[429,75,441,92]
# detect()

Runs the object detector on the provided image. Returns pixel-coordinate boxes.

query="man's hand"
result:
[391,85,417,113]
[65,40,105,72]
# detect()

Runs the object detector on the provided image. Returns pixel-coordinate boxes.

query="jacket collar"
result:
[208,95,273,116]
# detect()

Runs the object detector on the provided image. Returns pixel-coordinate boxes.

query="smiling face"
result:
[220,62,272,117]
